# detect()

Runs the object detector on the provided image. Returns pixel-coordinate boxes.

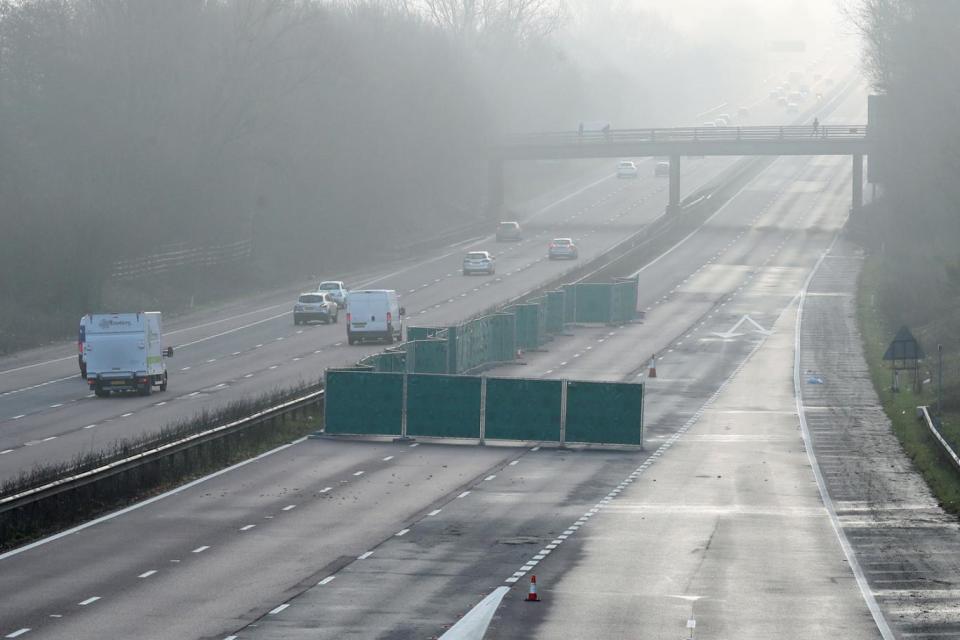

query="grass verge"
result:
[858,256,960,514]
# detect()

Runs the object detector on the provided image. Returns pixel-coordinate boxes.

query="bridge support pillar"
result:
[852,154,863,213]
[668,154,681,213]
[487,157,504,221]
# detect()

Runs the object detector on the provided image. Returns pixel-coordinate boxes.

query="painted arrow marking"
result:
[710,314,771,340]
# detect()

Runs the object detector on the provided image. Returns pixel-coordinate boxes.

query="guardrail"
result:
[918,406,960,473]
[110,238,253,280]
[502,124,869,148]
[0,389,324,520]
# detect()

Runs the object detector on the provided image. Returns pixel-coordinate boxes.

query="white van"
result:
[83,312,173,396]
[346,290,405,345]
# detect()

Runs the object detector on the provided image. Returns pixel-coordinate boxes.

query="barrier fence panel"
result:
[562,284,577,324]
[612,278,639,324]
[406,339,448,374]
[545,290,566,333]
[484,377,562,441]
[406,374,482,439]
[407,326,443,342]
[491,313,517,362]
[565,380,644,445]
[324,371,403,435]
[573,283,614,323]
[511,304,541,350]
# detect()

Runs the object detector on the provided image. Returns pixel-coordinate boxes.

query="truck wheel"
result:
[159,373,168,392]
[138,382,152,397]
[94,386,109,398]
[348,335,355,345]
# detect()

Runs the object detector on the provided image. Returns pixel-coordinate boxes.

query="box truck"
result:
[83,312,173,397]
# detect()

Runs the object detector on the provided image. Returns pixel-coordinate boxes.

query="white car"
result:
[462,251,495,275]
[317,280,348,308]
[616,160,639,178]
[548,238,578,260]
[294,292,339,325]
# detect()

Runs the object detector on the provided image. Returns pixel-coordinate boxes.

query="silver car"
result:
[294,292,339,325]
[317,280,348,308]
[462,251,495,275]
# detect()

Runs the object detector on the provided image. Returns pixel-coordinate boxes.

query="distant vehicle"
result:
[83,312,172,397]
[789,91,803,103]
[294,292,339,325]
[463,250,495,275]
[717,113,731,122]
[737,106,750,118]
[548,238,578,260]
[346,290,404,345]
[714,117,728,127]
[786,102,799,113]
[701,121,717,127]
[78,315,89,377]
[654,161,670,177]
[316,281,348,308]
[496,221,522,242]
[616,160,639,178]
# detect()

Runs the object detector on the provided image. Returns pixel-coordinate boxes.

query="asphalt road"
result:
[0,66,872,639]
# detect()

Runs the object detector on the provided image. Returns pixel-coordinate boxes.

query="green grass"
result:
[857,257,960,514]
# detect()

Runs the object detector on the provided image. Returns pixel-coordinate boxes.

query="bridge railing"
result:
[503,125,869,147]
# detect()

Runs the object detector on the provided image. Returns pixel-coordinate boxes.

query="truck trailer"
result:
[83,312,173,397]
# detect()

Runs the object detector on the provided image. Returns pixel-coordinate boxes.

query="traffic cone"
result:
[526,575,540,602]
[648,354,657,378]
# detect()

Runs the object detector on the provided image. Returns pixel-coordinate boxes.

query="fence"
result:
[323,370,643,447]
[110,238,253,280]
[919,406,960,473]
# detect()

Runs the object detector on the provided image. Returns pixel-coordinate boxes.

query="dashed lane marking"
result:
[77,597,100,606]
[138,570,157,579]
[358,551,374,560]
[318,576,335,585]
[192,546,209,554]
[268,604,289,615]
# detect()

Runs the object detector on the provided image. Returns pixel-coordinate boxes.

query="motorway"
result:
[0,76,900,640]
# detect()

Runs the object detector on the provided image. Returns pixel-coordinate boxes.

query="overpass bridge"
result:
[489,124,873,214]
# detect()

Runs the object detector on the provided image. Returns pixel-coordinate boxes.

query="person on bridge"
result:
[812,117,820,137]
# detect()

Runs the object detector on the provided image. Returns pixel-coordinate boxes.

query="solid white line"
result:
[0,438,307,563]
[268,603,289,615]
[138,570,157,578]
[318,576,335,585]
[395,528,410,537]
[793,240,895,640]
[192,546,210,553]
[78,596,100,606]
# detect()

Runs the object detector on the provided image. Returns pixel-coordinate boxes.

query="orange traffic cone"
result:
[526,575,540,602]
[648,354,657,378]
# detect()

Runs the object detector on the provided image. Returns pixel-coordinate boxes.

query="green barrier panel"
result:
[446,325,459,373]
[512,303,540,350]
[562,284,577,324]
[574,283,613,323]
[545,290,566,333]
[324,370,403,435]
[374,350,406,372]
[565,380,644,445]
[491,312,517,362]
[537,300,548,345]
[611,278,638,324]
[407,326,443,342]
[406,374,481,438]
[406,339,448,374]
[485,377,562,441]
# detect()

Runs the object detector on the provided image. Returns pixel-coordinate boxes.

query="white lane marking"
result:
[793,239,895,640]
[268,365,278,370]
[232,352,241,356]
[154,401,167,407]
[181,366,191,371]
[78,597,100,606]
[0,450,13,455]
[10,415,25,420]
[509,460,519,466]
[192,546,210,554]
[240,525,256,531]
[138,570,157,578]
[409,442,419,447]
[353,470,364,476]
[428,509,442,516]
[42,436,56,442]
[268,604,289,615]
[484,475,496,481]
[49,403,62,408]
[382,455,394,461]
[318,576,336,585]
[5,629,31,638]
[224,636,238,640]
[255,344,263,348]
[244,373,254,378]
[358,551,374,560]
[282,504,296,511]
[530,446,540,452]
[457,491,471,499]
[395,528,410,537]
[121,412,133,418]
[206,359,217,363]
[319,487,332,493]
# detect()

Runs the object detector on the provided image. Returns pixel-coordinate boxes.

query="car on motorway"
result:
[548,238,578,260]
[786,101,799,114]
[316,280,348,308]
[654,160,670,177]
[714,117,728,127]
[496,221,522,242]
[616,160,639,178]
[294,292,339,325]
[346,289,404,344]
[462,250,495,275]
